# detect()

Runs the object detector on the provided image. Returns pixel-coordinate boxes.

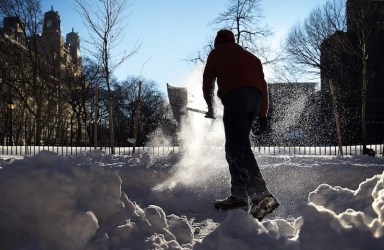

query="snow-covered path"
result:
[120,154,384,222]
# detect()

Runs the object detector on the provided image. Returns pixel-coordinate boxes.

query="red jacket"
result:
[203,42,269,117]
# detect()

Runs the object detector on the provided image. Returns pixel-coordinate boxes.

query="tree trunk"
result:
[329,79,343,156]
[104,42,115,154]
[361,56,368,152]
[94,83,99,149]
[132,81,142,155]
[35,104,43,146]
[106,77,115,154]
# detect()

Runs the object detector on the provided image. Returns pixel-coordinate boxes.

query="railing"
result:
[252,144,383,156]
[0,144,382,157]
[0,118,383,157]
[0,145,182,157]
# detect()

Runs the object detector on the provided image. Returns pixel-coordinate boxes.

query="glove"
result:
[254,117,268,135]
[205,105,214,119]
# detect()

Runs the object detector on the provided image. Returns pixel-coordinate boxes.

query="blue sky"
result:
[41,0,325,91]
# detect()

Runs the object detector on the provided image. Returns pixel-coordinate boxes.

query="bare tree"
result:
[282,0,347,147]
[213,0,272,57]
[189,0,278,65]
[333,0,384,152]
[285,0,384,151]
[112,76,169,146]
[75,0,139,154]
[283,0,346,80]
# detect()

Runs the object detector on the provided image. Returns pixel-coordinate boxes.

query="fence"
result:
[0,144,383,157]
[0,118,383,157]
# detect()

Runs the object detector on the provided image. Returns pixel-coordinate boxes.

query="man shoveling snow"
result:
[202,29,279,220]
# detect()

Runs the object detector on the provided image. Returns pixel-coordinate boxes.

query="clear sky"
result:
[40,0,325,92]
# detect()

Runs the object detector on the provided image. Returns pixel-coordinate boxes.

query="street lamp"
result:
[7,100,16,145]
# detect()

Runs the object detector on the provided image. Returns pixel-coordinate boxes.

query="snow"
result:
[0,149,383,249]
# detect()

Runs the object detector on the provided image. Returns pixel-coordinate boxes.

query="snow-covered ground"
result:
[0,149,384,250]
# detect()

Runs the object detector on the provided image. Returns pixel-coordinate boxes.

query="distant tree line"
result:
[83,60,178,147]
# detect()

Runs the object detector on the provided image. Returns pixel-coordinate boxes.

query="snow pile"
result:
[0,150,193,250]
[0,150,383,249]
[195,172,384,250]
[194,209,299,249]
[299,174,384,249]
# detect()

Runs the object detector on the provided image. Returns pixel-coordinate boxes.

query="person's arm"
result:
[203,51,216,108]
[259,80,268,117]
[258,63,269,118]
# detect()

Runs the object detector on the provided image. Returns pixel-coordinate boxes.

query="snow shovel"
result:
[167,83,211,123]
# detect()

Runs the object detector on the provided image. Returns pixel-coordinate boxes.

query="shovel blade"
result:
[167,83,188,123]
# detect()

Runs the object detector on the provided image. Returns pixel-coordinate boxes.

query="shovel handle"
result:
[186,107,207,114]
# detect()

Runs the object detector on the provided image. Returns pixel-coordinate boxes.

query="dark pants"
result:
[222,88,267,199]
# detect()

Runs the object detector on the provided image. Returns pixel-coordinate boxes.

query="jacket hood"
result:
[214,29,235,47]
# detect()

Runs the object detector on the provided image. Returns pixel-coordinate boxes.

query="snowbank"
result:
[0,151,193,250]
[195,173,384,250]
[0,150,383,249]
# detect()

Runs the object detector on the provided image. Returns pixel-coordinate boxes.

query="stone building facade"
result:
[0,7,82,73]
[0,7,85,145]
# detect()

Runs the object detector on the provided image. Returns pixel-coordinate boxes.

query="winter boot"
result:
[214,195,248,210]
[249,191,279,221]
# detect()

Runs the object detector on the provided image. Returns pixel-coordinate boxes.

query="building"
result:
[0,7,85,145]
[0,7,82,72]
[320,0,384,145]
[36,7,82,73]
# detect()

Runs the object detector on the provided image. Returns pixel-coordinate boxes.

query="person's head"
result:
[214,29,235,48]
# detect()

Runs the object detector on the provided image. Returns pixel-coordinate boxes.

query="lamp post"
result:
[7,100,16,145]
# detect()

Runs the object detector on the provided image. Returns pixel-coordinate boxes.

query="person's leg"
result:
[226,154,247,198]
[221,88,279,217]
[223,88,267,196]
[214,126,248,210]
[214,89,251,210]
